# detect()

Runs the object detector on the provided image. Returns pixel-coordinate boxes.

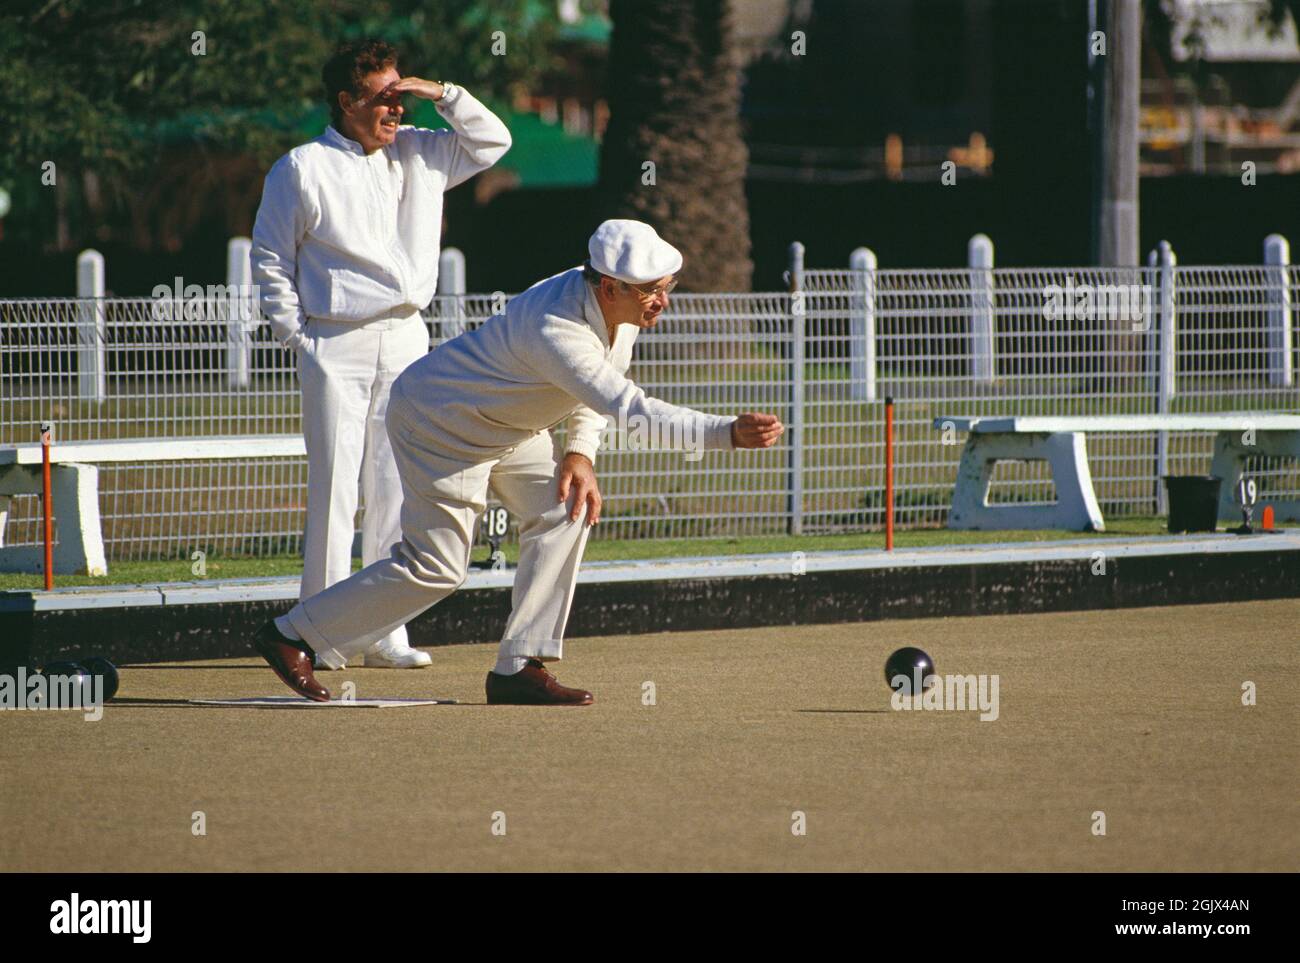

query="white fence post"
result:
[75,249,106,403]
[438,247,466,294]
[788,241,805,536]
[226,236,253,388]
[438,247,467,339]
[968,233,995,382]
[849,246,877,402]
[1264,233,1293,388]
[1151,240,1178,515]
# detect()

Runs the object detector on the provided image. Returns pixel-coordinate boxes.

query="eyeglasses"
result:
[357,83,404,109]
[625,277,678,301]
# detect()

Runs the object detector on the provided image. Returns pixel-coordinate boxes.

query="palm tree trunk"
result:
[598,0,753,292]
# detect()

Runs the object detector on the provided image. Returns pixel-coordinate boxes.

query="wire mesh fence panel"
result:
[1169,265,1300,505]
[803,264,1300,528]
[582,292,795,542]
[2,265,1297,561]
[0,297,302,442]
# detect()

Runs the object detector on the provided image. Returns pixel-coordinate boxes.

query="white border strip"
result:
[5,532,1299,613]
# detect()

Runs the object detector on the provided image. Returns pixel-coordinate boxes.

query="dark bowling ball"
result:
[40,661,92,708]
[884,647,937,696]
[81,656,120,702]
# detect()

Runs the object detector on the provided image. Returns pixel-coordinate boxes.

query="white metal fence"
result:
[801,255,1300,525]
[2,259,1298,561]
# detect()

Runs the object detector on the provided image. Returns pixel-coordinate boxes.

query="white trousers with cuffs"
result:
[285,388,592,667]
[295,310,429,654]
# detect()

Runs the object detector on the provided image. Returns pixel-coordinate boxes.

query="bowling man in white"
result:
[253,220,785,704]
[251,39,510,668]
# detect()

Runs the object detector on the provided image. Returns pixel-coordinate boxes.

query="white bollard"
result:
[226,236,253,388]
[1153,240,1177,413]
[968,234,995,383]
[849,247,877,401]
[1264,234,1293,388]
[438,247,467,339]
[1150,240,1178,516]
[788,241,805,536]
[438,247,466,295]
[75,250,106,403]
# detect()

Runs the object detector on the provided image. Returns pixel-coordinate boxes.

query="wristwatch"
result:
[436,81,457,104]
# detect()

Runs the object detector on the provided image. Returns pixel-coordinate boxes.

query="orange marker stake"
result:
[1262,505,1275,531]
[885,397,894,552]
[41,422,53,590]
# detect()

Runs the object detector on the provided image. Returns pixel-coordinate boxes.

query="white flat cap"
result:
[587,219,682,284]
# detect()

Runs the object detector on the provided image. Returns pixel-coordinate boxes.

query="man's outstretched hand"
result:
[557,452,601,525]
[731,413,785,449]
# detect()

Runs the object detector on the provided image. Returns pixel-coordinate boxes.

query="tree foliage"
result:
[0,0,563,247]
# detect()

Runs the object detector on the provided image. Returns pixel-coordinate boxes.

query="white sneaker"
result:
[363,640,433,669]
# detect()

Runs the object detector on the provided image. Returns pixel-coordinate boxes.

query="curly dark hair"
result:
[322,39,399,127]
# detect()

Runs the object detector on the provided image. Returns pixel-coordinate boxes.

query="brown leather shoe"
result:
[253,621,330,703]
[485,658,593,706]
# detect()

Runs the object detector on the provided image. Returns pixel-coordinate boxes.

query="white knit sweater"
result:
[391,268,737,464]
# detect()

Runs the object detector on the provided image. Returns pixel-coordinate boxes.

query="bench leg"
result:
[0,463,108,576]
[948,431,1105,532]
[1048,432,1106,532]
[1211,430,1300,523]
[54,463,108,577]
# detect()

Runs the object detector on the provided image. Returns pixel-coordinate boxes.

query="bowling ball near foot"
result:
[885,647,937,695]
[81,656,120,702]
[41,661,92,708]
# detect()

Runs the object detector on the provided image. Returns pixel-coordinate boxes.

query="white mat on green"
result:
[189,696,457,708]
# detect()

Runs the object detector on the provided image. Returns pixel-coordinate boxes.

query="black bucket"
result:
[1164,475,1222,533]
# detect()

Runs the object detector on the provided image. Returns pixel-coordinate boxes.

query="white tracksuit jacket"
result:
[251,84,511,348]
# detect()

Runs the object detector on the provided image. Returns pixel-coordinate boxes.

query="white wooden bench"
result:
[933,414,1300,531]
[0,436,306,576]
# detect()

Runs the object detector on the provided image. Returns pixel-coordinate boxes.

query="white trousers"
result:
[284,397,593,668]
[295,312,429,652]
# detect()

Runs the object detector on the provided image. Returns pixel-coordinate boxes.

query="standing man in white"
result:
[252,220,786,705]
[251,39,511,668]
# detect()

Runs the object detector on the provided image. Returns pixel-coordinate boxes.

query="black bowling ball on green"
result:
[884,647,937,695]
[81,656,120,702]
[40,661,92,707]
